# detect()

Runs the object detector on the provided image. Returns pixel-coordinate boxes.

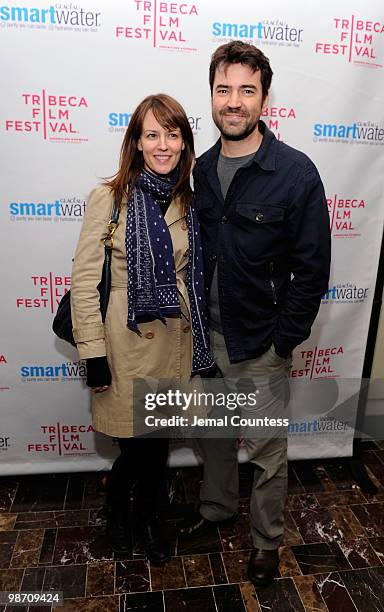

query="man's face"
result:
[212,63,268,141]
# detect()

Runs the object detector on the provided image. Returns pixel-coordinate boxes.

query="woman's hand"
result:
[86,356,112,390]
[91,385,110,394]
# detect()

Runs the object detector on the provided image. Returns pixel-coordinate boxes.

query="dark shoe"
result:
[178,510,237,539]
[138,517,171,565]
[247,548,279,587]
[105,507,134,554]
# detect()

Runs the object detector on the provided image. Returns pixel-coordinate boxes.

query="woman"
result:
[70,94,214,564]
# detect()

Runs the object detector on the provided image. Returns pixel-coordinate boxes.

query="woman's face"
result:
[137,109,184,175]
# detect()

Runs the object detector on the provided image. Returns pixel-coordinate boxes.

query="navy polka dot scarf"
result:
[126,169,215,375]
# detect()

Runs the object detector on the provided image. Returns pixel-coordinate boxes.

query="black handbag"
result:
[52,199,120,346]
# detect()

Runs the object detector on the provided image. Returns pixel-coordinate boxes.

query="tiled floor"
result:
[1,441,384,611]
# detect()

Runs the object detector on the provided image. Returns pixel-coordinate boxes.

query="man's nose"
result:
[227,90,241,107]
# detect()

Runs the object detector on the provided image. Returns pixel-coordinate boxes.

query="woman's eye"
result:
[168,132,179,139]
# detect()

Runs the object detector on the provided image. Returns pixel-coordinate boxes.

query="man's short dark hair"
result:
[209,40,273,100]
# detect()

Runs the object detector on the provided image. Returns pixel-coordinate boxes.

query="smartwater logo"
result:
[322,283,369,304]
[212,19,303,48]
[0,435,10,451]
[9,197,85,222]
[108,112,202,134]
[288,417,347,434]
[0,4,101,31]
[20,361,86,382]
[313,121,384,145]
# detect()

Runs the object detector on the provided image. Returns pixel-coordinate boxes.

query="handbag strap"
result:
[104,199,120,249]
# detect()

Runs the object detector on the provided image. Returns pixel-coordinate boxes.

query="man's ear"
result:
[261,92,269,113]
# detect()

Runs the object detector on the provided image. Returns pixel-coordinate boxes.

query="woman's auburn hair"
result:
[105,93,195,215]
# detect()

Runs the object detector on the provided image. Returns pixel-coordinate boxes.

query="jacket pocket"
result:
[235,202,285,224]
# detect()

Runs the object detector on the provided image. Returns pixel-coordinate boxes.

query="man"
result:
[179,40,331,587]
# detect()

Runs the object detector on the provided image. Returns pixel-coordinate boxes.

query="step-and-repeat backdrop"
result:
[1,0,384,474]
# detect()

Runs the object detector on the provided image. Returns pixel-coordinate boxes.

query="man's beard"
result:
[213,109,259,141]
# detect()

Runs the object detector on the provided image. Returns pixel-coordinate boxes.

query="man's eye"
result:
[217,88,228,94]
[243,89,254,95]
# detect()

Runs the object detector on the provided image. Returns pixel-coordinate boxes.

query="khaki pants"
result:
[195,330,292,549]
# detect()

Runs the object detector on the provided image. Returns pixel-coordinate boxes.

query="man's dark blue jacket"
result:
[193,121,331,363]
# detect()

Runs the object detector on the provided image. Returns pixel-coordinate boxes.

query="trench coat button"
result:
[145,331,154,339]
[255,211,264,222]
[221,215,228,223]
[181,221,187,230]
[183,325,191,333]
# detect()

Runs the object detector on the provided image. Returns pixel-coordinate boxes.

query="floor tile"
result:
[278,546,302,578]
[290,461,325,492]
[39,529,57,565]
[339,566,384,611]
[120,591,164,611]
[44,563,87,599]
[367,536,384,565]
[254,577,305,611]
[219,502,252,552]
[54,595,119,611]
[11,475,68,512]
[53,526,113,565]
[150,556,185,591]
[209,553,228,585]
[291,542,351,575]
[0,479,18,513]
[221,551,250,583]
[177,528,222,556]
[163,586,216,611]
[293,574,327,611]
[183,554,213,587]
[0,514,17,531]
[350,502,384,537]
[0,531,17,569]
[239,582,261,612]
[0,568,24,591]
[282,511,303,546]
[315,489,366,507]
[285,493,319,511]
[313,572,356,612]
[337,537,382,569]
[15,510,89,530]
[10,529,45,568]
[21,566,46,591]
[86,561,115,596]
[115,560,150,594]
[213,584,246,611]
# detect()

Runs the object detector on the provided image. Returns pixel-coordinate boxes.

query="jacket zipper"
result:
[269,262,277,305]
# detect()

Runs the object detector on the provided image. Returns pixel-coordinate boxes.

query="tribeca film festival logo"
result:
[27,423,95,456]
[328,193,366,239]
[260,105,296,141]
[322,283,369,305]
[20,361,86,382]
[313,120,384,146]
[291,346,344,379]
[107,111,202,134]
[0,353,10,392]
[9,197,86,223]
[212,18,304,48]
[17,274,70,314]
[5,91,89,144]
[314,16,384,69]
[115,0,199,52]
[0,4,101,33]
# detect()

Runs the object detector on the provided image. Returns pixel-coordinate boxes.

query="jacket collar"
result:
[165,198,185,226]
[198,120,277,174]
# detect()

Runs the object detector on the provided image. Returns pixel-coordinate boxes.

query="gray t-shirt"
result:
[209,152,255,333]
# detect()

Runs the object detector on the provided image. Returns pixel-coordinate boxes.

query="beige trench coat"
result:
[71,185,193,438]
